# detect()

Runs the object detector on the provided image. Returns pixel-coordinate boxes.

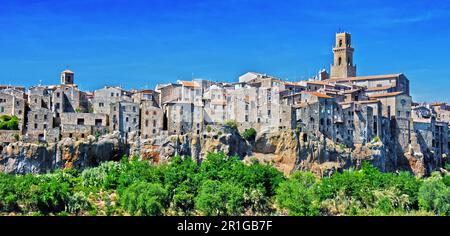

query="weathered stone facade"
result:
[1,32,448,177]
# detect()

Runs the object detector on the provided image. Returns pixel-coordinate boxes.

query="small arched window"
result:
[339,39,343,47]
[338,57,342,65]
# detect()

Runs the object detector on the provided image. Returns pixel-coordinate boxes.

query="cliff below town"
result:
[0,129,443,177]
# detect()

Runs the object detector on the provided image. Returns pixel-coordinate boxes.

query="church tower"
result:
[331,32,356,78]
[61,69,74,85]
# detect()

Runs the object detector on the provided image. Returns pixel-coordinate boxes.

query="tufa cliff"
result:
[0,128,444,177]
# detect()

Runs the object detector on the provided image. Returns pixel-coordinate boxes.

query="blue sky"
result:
[0,0,449,102]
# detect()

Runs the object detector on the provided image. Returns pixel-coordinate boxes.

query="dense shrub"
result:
[0,153,449,216]
[0,115,19,130]
[81,161,124,189]
[195,180,245,216]
[276,172,320,216]
[242,128,257,141]
[418,172,450,216]
[120,182,168,216]
[0,174,18,211]
[224,120,238,130]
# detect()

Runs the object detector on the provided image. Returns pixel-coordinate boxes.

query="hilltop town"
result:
[1,32,449,176]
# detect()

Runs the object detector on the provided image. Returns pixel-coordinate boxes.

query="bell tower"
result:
[331,32,356,78]
[61,69,75,85]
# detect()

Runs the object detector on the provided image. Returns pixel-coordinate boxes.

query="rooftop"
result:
[368,91,404,98]
[326,73,403,82]
[302,91,333,99]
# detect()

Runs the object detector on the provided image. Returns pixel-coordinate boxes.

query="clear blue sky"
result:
[0,0,449,102]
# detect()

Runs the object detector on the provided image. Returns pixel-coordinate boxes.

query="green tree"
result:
[0,115,19,130]
[418,172,450,216]
[224,120,238,130]
[276,172,320,216]
[81,161,124,189]
[195,180,245,216]
[242,128,257,141]
[120,182,168,216]
[0,174,18,211]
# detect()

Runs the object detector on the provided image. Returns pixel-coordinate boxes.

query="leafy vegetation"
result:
[242,128,257,141]
[224,120,238,130]
[0,153,449,216]
[0,115,19,130]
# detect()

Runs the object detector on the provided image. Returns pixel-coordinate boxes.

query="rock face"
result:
[249,130,437,177]
[130,127,252,164]
[0,128,444,176]
[0,132,124,174]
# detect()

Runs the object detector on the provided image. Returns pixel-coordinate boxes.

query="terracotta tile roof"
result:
[283,81,303,86]
[62,69,74,74]
[326,74,402,82]
[367,91,403,98]
[0,85,25,90]
[302,91,333,99]
[339,100,379,105]
[430,102,447,106]
[282,92,302,98]
[306,80,332,86]
[179,81,200,88]
[342,89,362,94]
[366,85,395,92]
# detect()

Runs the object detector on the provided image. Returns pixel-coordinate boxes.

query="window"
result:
[153,111,157,116]
[43,124,47,129]
[397,111,401,117]
[153,120,156,127]
[0,107,3,112]
[338,57,342,66]
[35,114,38,119]
[77,118,85,125]
[146,111,149,116]
[133,118,137,123]
[133,106,136,112]
[152,129,156,134]
[339,39,343,47]
[126,117,129,122]
[95,119,102,126]
[245,115,249,122]
[44,115,47,120]
[34,123,38,129]
[56,92,60,98]
[111,93,114,97]
[145,120,149,127]
[268,110,271,117]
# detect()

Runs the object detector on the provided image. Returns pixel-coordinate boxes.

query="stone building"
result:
[60,113,109,139]
[26,109,54,142]
[93,86,133,115]
[165,101,193,135]
[110,101,140,136]
[0,92,26,132]
[140,100,164,139]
